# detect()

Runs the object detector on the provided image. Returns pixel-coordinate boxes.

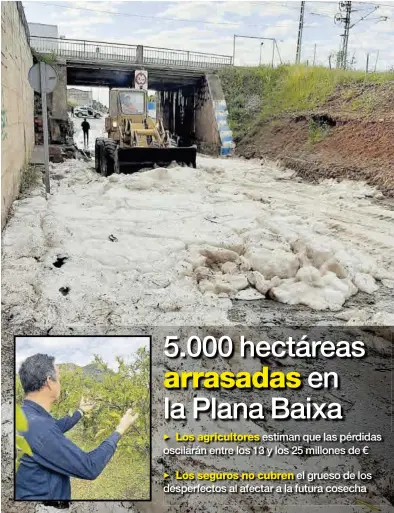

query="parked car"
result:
[74,106,102,118]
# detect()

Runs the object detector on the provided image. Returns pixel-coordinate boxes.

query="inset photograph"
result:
[14,336,151,501]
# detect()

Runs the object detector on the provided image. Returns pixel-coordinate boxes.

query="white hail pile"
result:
[2,155,393,328]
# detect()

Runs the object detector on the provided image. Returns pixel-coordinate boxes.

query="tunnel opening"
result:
[66,64,227,155]
[310,114,337,127]
[156,85,197,148]
[67,85,109,151]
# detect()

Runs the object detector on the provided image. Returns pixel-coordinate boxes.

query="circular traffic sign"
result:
[135,71,147,86]
[28,62,58,93]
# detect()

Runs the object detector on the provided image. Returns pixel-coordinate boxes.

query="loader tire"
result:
[100,143,108,177]
[103,139,119,176]
[95,138,105,173]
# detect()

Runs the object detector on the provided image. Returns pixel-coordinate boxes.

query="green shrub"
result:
[308,119,331,144]
[35,52,57,64]
[219,65,394,138]
[19,166,42,196]
[15,405,32,472]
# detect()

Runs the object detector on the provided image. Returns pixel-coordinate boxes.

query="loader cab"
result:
[106,88,148,141]
[119,91,145,115]
[107,88,147,117]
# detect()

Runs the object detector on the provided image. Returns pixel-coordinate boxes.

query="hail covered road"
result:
[2,120,394,331]
[2,118,394,513]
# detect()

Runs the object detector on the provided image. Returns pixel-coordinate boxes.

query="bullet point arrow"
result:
[164,473,169,479]
[164,435,169,440]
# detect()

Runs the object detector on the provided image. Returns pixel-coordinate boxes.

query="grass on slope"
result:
[67,427,150,500]
[219,64,394,139]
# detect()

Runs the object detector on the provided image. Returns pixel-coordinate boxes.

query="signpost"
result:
[135,70,148,90]
[28,62,58,195]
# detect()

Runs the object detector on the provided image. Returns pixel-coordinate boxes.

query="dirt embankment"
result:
[220,67,394,196]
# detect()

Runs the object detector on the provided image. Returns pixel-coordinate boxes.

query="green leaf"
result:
[108,412,121,420]
[16,435,32,456]
[95,428,107,439]
[16,405,28,432]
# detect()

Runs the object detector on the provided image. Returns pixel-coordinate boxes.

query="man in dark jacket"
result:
[81,118,90,148]
[16,353,138,501]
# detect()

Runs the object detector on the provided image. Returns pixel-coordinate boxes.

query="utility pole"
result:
[366,53,369,73]
[374,50,379,72]
[313,44,317,66]
[335,2,379,70]
[335,2,351,68]
[275,40,283,65]
[259,42,264,66]
[233,35,280,67]
[348,51,356,69]
[340,1,351,69]
[40,62,51,194]
[343,2,351,69]
[28,62,57,196]
[295,1,305,64]
[271,40,275,68]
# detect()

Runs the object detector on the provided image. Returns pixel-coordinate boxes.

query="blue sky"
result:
[16,336,150,370]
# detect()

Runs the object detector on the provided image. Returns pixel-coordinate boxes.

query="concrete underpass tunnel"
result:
[156,86,196,147]
[66,64,228,155]
[153,72,232,153]
[155,74,228,153]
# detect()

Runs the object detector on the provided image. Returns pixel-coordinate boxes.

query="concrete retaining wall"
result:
[1,2,34,229]
[194,74,233,155]
[156,74,233,156]
[194,76,221,154]
[51,61,68,121]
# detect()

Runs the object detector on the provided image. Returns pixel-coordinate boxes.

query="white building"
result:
[67,88,93,107]
[28,23,60,52]
[28,23,58,38]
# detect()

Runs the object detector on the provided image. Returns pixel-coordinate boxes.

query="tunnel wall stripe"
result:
[213,99,233,156]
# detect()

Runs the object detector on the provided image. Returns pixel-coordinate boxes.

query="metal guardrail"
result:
[142,46,232,68]
[30,36,233,69]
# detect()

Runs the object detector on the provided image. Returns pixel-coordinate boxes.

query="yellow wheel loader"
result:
[95,88,197,176]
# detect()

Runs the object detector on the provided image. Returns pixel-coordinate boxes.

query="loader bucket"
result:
[117,146,197,173]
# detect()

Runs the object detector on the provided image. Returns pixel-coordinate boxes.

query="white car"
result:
[74,106,101,118]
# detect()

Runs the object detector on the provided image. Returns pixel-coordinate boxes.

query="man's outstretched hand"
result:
[79,396,95,414]
[116,408,139,436]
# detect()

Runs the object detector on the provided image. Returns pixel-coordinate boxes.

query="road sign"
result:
[135,70,148,90]
[28,62,57,195]
[28,62,58,94]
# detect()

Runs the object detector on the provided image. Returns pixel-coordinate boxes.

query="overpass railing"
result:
[30,36,233,69]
